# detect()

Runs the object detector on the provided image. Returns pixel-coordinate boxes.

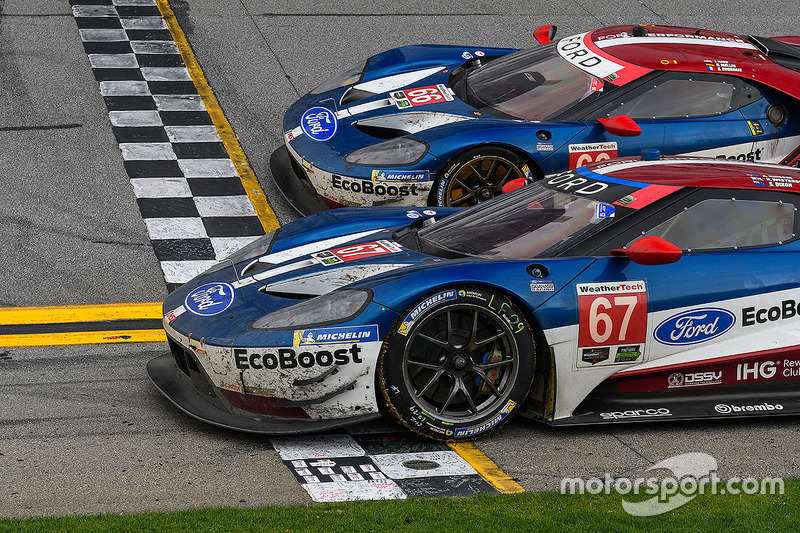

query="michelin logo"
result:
[454,400,516,437]
[294,324,379,346]
[398,290,457,336]
[371,169,430,182]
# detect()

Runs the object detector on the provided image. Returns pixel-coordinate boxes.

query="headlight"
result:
[310,60,367,95]
[251,289,372,330]
[344,138,428,166]
[201,230,277,275]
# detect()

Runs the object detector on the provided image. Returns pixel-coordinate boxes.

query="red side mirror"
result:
[596,115,642,137]
[502,177,529,193]
[533,25,558,45]
[610,236,682,265]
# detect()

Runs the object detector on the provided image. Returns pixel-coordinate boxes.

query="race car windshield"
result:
[417,180,631,259]
[464,42,600,121]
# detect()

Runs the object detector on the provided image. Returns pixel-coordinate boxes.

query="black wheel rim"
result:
[401,304,520,423]
[445,156,524,207]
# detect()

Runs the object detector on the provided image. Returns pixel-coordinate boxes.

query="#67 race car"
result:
[271,23,800,214]
[149,154,800,441]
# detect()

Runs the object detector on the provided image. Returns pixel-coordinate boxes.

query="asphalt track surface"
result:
[2,0,800,518]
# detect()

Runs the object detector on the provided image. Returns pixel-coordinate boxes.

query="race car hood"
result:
[162,204,597,345]
[161,207,457,344]
[283,45,519,157]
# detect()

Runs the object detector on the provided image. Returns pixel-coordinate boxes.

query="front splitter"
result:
[269,145,331,217]
[147,352,381,435]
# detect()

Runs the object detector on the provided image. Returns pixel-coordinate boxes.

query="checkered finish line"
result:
[71,0,266,288]
[272,433,497,502]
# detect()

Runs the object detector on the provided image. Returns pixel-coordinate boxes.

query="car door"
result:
[579,188,800,367]
[543,188,800,421]
[587,72,758,160]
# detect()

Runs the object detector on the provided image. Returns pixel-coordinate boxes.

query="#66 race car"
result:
[271,23,800,214]
[149,154,800,440]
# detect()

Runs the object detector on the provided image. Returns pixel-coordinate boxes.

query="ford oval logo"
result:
[184,282,236,317]
[301,106,338,142]
[654,307,735,346]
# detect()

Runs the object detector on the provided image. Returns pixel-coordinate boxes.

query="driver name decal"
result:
[576,281,647,367]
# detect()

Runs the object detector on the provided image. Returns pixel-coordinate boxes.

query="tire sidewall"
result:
[433,146,532,207]
[378,286,535,440]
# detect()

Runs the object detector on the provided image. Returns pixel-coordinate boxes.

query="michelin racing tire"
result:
[378,287,535,441]
[434,147,532,207]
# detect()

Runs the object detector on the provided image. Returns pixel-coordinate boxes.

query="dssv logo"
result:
[654,308,735,345]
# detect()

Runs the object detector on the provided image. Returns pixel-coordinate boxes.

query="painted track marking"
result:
[0,303,165,347]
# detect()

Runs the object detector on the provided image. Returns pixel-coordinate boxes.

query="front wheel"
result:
[433,147,532,207]
[378,287,535,441]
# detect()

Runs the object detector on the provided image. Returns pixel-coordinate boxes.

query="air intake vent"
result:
[341,87,378,106]
[352,123,410,139]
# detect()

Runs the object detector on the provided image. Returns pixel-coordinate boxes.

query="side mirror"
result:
[596,115,642,137]
[533,25,558,45]
[610,236,682,265]
[502,177,530,193]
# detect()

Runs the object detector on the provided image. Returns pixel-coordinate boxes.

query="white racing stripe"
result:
[352,66,445,94]
[288,66,448,140]
[289,100,394,139]
[595,35,758,50]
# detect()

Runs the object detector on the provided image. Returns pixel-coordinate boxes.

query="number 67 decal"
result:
[577,281,647,348]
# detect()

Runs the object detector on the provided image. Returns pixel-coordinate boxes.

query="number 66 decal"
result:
[577,281,647,348]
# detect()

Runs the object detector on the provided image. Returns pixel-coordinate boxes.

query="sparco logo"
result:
[234,344,363,370]
[600,408,671,420]
[654,308,735,345]
[714,403,784,414]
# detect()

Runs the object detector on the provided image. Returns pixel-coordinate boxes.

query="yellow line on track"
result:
[0,302,162,325]
[449,442,525,494]
[0,303,166,347]
[155,0,280,234]
[0,330,167,348]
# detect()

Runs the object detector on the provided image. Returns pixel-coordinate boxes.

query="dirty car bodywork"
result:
[150,156,800,440]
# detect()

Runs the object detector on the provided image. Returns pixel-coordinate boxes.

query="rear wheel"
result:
[433,147,532,207]
[378,287,535,440]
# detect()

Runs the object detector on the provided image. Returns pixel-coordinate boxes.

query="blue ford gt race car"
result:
[149,154,800,440]
[272,23,800,214]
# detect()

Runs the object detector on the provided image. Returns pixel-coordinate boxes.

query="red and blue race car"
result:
[150,154,800,440]
[272,24,800,213]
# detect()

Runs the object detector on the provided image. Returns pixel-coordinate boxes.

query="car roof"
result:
[586,25,800,100]
[585,156,800,191]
